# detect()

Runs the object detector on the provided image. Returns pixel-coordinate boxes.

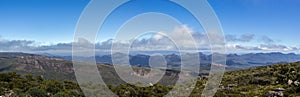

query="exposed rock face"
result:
[265,91,284,97]
[14,54,73,73]
[265,88,285,97]
[0,53,75,81]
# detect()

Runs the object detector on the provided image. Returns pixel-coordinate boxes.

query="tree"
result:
[25,74,35,81]
[53,92,69,97]
[27,87,48,97]
[41,80,64,95]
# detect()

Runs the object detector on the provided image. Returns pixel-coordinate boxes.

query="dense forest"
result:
[1,62,300,97]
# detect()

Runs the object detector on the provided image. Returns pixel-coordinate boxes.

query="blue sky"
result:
[0,0,299,54]
[0,0,89,44]
[210,0,300,46]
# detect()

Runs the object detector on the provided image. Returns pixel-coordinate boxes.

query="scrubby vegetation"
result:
[1,62,300,96]
[216,62,300,96]
[0,72,84,97]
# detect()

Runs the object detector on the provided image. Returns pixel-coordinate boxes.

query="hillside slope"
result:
[1,52,300,96]
[0,52,75,81]
[1,61,299,96]
[0,53,187,85]
[215,62,300,96]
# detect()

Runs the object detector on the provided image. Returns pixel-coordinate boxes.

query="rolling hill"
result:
[0,52,195,86]
[0,52,300,96]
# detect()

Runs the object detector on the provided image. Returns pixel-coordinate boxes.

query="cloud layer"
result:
[0,39,36,51]
[0,25,299,54]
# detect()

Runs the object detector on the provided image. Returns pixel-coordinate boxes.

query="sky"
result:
[0,0,300,54]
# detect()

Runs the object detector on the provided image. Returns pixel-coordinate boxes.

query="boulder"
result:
[265,88,285,97]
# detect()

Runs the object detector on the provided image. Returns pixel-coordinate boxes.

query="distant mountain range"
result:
[54,52,300,69]
[1,52,300,84]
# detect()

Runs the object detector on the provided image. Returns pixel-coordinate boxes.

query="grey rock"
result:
[265,88,285,97]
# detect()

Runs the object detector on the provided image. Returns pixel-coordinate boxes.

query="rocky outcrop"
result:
[265,88,285,97]
[9,54,74,73]
[0,53,75,81]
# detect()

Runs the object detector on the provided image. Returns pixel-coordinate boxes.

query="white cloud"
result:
[152,33,164,40]
[226,34,255,42]
[127,25,210,51]
[225,43,300,53]
[260,36,275,44]
[258,44,297,51]
[104,25,209,51]
[0,38,36,52]
[0,25,299,54]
